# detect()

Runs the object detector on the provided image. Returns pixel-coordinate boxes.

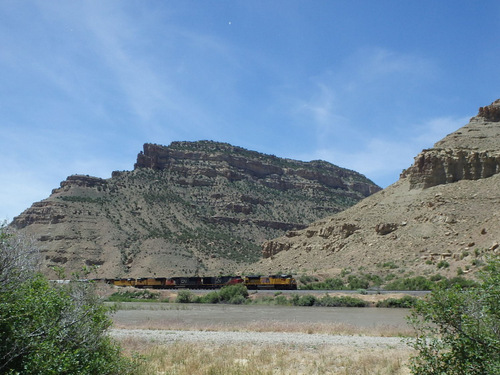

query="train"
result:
[99,274,297,290]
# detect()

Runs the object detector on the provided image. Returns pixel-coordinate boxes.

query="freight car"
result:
[103,274,297,290]
[104,275,244,289]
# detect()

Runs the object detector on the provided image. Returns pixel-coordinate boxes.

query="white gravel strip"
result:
[110,328,409,349]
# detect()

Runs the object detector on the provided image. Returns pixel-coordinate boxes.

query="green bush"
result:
[196,284,249,304]
[0,225,136,374]
[347,275,369,289]
[107,290,159,302]
[217,283,249,303]
[293,294,317,306]
[376,295,417,308]
[299,275,318,284]
[436,260,449,269]
[385,276,434,291]
[317,295,368,307]
[200,291,220,304]
[408,256,500,374]
[228,294,247,304]
[175,290,194,303]
[274,295,289,305]
[435,276,477,289]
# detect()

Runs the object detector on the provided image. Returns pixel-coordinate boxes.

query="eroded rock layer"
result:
[252,100,500,279]
[12,141,380,278]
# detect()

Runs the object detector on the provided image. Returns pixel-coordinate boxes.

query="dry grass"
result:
[113,319,414,338]
[120,338,413,375]
[112,299,416,373]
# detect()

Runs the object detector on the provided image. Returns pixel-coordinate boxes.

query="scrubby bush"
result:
[408,256,500,374]
[199,290,220,304]
[217,283,249,303]
[274,295,289,305]
[196,284,249,304]
[376,295,417,308]
[436,260,449,269]
[293,294,317,306]
[0,225,137,374]
[347,275,370,289]
[300,277,345,290]
[299,275,318,284]
[175,290,195,303]
[385,276,434,291]
[317,295,368,307]
[107,289,159,302]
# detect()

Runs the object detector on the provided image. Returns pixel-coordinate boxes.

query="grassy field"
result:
[120,338,413,375]
[109,286,417,374]
[115,317,415,374]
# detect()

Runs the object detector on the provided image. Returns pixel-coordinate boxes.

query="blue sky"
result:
[1,1,500,221]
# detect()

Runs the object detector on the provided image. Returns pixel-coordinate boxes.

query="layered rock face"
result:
[402,100,500,189]
[135,141,380,196]
[254,100,500,278]
[11,141,379,278]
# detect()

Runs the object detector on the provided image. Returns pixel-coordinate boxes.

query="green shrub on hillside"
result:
[385,276,435,291]
[300,277,345,290]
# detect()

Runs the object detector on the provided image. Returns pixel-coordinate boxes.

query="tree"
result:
[0,224,136,374]
[408,255,500,374]
[0,224,40,293]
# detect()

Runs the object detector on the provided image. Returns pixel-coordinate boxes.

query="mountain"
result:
[251,100,500,279]
[11,141,380,278]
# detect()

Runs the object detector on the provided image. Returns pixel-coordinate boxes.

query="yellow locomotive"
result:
[243,274,297,290]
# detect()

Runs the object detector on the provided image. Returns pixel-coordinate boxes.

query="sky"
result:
[1,0,500,222]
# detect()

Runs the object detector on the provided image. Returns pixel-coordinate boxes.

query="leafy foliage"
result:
[375,295,417,308]
[176,284,250,304]
[107,289,160,302]
[408,256,500,374]
[289,294,368,307]
[0,225,136,374]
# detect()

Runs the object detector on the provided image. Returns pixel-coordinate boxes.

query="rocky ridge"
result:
[252,100,500,279]
[402,99,500,189]
[12,141,379,278]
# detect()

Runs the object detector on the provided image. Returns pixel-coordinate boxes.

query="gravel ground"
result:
[110,328,409,349]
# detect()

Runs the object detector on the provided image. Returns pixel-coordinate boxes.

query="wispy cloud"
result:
[284,47,464,186]
[301,115,468,187]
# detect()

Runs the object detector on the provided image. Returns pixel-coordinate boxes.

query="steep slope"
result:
[11,141,380,278]
[253,100,500,279]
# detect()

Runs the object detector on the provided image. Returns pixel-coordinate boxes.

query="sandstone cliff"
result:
[11,141,379,278]
[402,99,500,189]
[253,100,500,279]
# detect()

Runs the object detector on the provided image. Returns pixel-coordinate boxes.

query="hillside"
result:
[11,141,380,278]
[249,100,500,281]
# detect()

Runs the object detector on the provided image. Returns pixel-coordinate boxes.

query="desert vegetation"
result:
[3,223,498,374]
[123,340,413,375]
[407,255,500,374]
[0,225,137,374]
[298,269,477,291]
[107,285,420,308]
